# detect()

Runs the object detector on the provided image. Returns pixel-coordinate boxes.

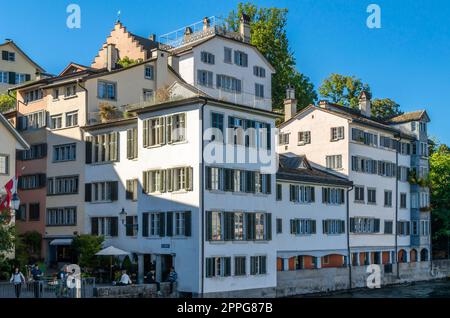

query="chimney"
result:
[358,91,372,117]
[319,100,330,109]
[184,27,193,43]
[284,85,297,122]
[149,34,156,41]
[106,43,118,72]
[239,14,251,43]
[203,17,211,31]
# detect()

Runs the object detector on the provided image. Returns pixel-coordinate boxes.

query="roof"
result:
[82,117,137,131]
[130,33,160,52]
[280,104,416,140]
[0,40,45,72]
[277,153,352,187]
[387,110,430,124]
[0,112,29,150]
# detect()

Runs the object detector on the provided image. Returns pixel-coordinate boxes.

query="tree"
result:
[116,56,142,68]
[226,2,317,111]
[371,98,402,119]
[319,73,371,109]
[429,143,450,257]
[72,235,104,270]
[0,91,16,113]
[0,224,15,259]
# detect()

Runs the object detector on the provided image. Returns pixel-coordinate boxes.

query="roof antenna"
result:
[117,10,121,23]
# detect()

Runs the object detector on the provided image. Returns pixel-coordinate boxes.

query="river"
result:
[301,279,450,298]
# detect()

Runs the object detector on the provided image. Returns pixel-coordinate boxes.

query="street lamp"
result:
[119,208,127,225]
[10,193,20,215]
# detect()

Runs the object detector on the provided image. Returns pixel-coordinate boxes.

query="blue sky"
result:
[1,0,449,144]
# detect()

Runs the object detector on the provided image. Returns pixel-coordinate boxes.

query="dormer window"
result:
[201,51,215,65]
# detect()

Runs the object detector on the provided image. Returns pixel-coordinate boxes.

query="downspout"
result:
[395,135,400,279]
[346,184,354,290]
[76,79,88,126]
[199,96,208,297]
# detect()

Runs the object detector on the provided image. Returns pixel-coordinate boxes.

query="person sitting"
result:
[117,270,132,286]
[166,267,178,293]
[145,270,160,291]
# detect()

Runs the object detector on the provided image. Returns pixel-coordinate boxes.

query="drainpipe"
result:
[346,184,354,289]
[199,96,208,297]
[395,135,400,279]
[76,79,88,127]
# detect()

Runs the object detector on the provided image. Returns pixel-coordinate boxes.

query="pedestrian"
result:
[57,265,68,297]
[167,267,177,294]
[9,268,26,298]
[117,270,132,286]
[31,264,43,298]
[145,270,160,292]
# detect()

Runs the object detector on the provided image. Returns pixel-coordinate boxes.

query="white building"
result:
[278,91,431,269]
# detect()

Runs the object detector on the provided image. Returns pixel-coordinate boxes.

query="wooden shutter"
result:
[341,220,346,234]
[310,187,315,202]
[224,213,234,241]
[185,211,192,237]
[265,175,272,194]
[126,216,133,236]
[186,167,193,191]
[224,258,231,277]
[127,129,133,159]
[2,51,8,60]
[110,181,119,201]
[110,217,119,237]
[85,137,93,164]
[142,213,149,237]
[350,218,355,233]
[290,220,295,234]
[206,212,212,241]
[38,173,46,187]
[246,213,255,240]
[374,219,380,233]
[323,220,327,234]
[311,220,316,234]
[85,183,92,202]
[206,258,214,278]
[8,72,16,84]
[142,171,148,193]
[143,120,148,148]
[266,213,272,241]
[166,212,173,237]
[160,170,166,193]
[159,213,166,237]
[25,74,31,81]
[91,217,99,235]
[205,167,211,190]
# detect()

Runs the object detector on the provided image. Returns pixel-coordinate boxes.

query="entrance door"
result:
[161,255,173,281]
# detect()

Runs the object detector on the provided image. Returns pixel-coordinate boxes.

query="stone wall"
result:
[94,282,178,298]
[276,260,450,297]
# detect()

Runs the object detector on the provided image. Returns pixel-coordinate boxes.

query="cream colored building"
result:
[0,40,45,94]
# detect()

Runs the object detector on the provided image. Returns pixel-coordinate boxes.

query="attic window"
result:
[2,50,15,61]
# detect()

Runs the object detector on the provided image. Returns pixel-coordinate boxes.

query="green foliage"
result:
[371,98,402,119]
[15,231,42,265]
[0,91,16,113]
[226,2,317,111]
[0,223,15,258]
[71,235,104,270]
[116,56,143,68]
[319,73,371,109]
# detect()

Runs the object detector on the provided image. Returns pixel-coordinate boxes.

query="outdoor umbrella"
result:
[95,246,131,282]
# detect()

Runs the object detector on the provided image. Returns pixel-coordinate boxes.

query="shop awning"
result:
[49,239,73,246]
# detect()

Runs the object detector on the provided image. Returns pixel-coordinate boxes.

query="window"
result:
[143,113,186,147]
[24,89,43,103]
[125,216,139,237]
[368,188,376,204]
[143,117,165,147]
[216,75,242,93]
[143,167,193,193]
[145,65,154,80]
[397,221,411,236]
[91,217,118,237]
[420,192,430,208]
[206,257,231,278]
[224,47,232,63]
[250,256,267,275]
[53,88,59,100]
[15,73,29,84]
[0,71,8,83]
[126,179,138,201]
[289,185,315,203]
[331,127,344,141]
[276,184,282,201]
[18,110,46,130]
[355,186,365,203]
[298,131,311,145]
[18,174,46,190]
[65,111,78,127]
[17,205,26,221]
[419,122,427,133]
[411,193,419,209]
[255,213,266,240]
[279,133,289,145]
[234,257,246,276]
[400,143,411,155]
[384,190,393,207]
[253,66,266,78]
[86,132,119,164]
[234,51,248,67]
[50,114,62,130]
[47,176,79,195]
[255,83,264,98]
[98,81,116,100]
[350,218,380,233]
[29,203,40,221]
[421,220,430,236]
[143,89,153,102]
[420,142,428,157]
[276,218,282,234]
[46,207,77,226]
[322,187,345,205]
[167,113,186,143]
[211,112,224,142]
[127,128,138,159]
[351,156,378,174]
[0,155,9,174]
[398,166,410,182]
[200,51,215,64]
[209,211,222,241]
[228,116,245,145]
[384,221,393,234]
[411,221,419,235]
[323,220,346,235]
[207,167,221,191]
[326,155,342,170]
[53,143,76,162]
[2,50,15,61]
[411,122,416,131]
[378,161,397,178]
[174,212,186,236]
[351,128,378,147]
[197,70,213,87]
[400,193,407,209]
[64,85,77,98]
[87,181,118,203]
[290,219,316,235]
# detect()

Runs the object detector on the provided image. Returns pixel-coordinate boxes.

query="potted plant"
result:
[99,103,117,123]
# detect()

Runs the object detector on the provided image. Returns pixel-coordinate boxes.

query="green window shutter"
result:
[224,258,231,277]
[187,167,193,191]
[323,220,327,234]
[125,216,133,236]
[8,72,16,84]
[110,181,119,201]
[142,213,149,237]
[266,213,272,240]
[85,137,93,164]
[166,212,173,237]
[206,212,212,241]
[85,183,92,202]
[312,220,316,234]
[184,211,192,237]
[110,217,119,237]
[159,212,166,237]
[91,217,99,235]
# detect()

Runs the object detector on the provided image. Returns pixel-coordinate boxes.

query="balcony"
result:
[159,16,241,50]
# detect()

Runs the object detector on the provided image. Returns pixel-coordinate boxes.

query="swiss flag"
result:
[0,178,15,210]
